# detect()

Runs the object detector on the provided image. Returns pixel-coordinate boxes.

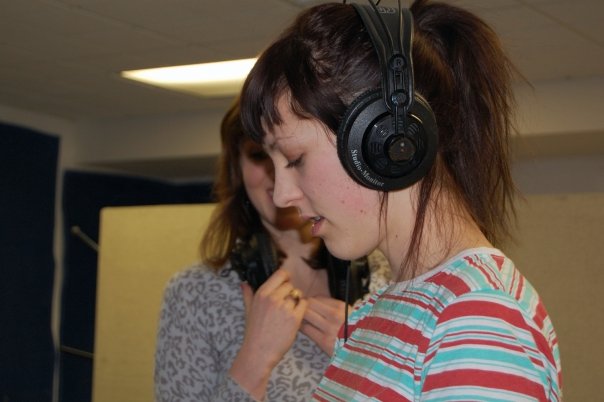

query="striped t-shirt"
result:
[313,248,562,401]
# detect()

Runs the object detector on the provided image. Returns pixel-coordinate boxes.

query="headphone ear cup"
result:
[337,89,438,191]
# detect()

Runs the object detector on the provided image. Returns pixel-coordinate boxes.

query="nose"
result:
[272,168,303,208]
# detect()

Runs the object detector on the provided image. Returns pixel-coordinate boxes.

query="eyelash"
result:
[285,155,303,169]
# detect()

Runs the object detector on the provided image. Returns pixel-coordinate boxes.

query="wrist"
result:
[229,344,276,400]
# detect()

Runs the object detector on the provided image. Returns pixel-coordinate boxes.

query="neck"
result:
[287,258,330,297]
[381,188,493,281]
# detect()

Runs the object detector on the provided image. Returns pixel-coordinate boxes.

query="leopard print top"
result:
[154,251,390,401]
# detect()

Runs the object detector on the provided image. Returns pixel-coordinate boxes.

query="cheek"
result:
[307,154,377,214]
[342,187,381,221]
[241,162,266,189]
[241,166,271,213]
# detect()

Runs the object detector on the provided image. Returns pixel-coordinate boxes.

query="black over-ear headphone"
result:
[337,0,438,191]
[230,231,370,302]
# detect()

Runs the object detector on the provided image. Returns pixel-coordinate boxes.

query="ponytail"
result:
[411,0,518,246]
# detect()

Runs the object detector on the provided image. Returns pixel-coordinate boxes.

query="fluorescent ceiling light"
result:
[121,58,257,98]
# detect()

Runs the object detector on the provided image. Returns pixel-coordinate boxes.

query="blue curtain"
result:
[1,123,58,402]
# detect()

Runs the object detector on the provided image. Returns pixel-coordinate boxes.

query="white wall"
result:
[3,75,602,190]
[62,75,604,170]
[73,108,225,163]
[505,193,604,402]
[515,75,604,136]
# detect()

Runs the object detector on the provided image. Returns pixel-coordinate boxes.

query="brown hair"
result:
[199,99,261,269]
[240,0,518,276]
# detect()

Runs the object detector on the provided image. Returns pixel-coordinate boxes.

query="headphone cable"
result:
[344,263,351,342]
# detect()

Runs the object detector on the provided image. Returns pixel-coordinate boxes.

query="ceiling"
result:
[1,0,603,122]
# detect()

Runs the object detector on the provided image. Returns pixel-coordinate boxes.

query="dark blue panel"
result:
[0,122,58,402]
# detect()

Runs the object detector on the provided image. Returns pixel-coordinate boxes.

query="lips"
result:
[309,216,324,236]
[298,211,325,237]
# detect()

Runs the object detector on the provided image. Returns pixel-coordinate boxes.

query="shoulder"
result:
[432,249,552,329]
[425,251,561,388]
[386,248,551,337]
[162,262,241,305]
[419,248,526,304]
[159,262,246,336]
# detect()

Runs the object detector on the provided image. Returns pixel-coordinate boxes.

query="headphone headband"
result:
[352,1,413,120]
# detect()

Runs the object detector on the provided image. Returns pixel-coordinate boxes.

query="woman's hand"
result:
[229,269,307,400]
[300,296,349,356]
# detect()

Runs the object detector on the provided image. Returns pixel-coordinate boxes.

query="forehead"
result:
[262,96,303,148]
[262,93,337,154]
[262,125,301,154]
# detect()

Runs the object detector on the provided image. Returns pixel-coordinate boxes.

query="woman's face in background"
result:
[239,140,304,231]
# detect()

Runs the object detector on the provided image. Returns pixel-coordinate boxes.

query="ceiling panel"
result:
[0,0,603,121]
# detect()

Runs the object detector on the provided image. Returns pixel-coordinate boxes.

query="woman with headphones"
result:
[238,0,562,401]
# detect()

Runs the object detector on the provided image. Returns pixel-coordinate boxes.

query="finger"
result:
[253,278,300,311]
[293,297,309,316]
[265,282,295,305]
[307,297,348,319]
[300,320,322,339]
[300,320,336,356]
[287,287,304,304]
[304,305,333,330]
[310,296,347,308]
[256,268,291,294]
[255,270,295,303]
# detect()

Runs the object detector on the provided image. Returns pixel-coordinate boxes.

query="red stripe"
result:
[533,300,547,328]
[508,268,518,295]
[438,299,529,329]
[492,254,505,270]
[515,274,525,300]
[423,369,547,399]
[313,387,345,402]
[380,292,442,316]
[426,271,472,296]
[527,322,558,369]
[465,256,503,289]
[441,336,526,353]
[357,316,430,346]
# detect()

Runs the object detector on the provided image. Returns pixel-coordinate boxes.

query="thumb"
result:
[240,282,254,316]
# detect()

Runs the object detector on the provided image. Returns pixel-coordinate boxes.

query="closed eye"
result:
[285,155,303,169]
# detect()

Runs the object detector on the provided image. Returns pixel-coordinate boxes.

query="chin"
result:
[324,239,365,261]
